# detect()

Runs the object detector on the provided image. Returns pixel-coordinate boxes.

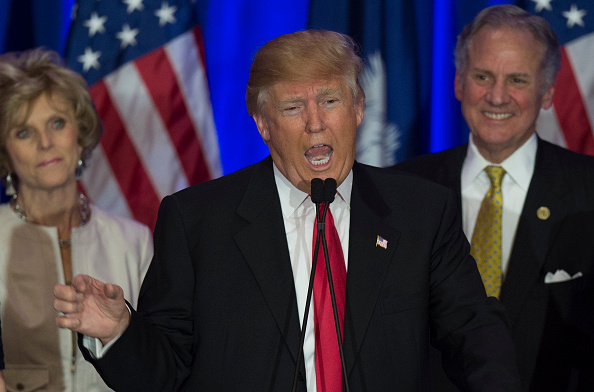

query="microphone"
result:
[292,178,349,392]
[311,178,324,204]
[323,178,337,203]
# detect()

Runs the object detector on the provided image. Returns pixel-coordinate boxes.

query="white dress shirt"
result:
[461,133,536,278]
[274,164,352,392]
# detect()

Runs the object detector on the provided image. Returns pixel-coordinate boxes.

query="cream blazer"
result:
[0,204,153,392]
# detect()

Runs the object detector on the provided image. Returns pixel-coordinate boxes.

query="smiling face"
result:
[5,93,82,195]
[455,26,555,163]
[254,76,363,193]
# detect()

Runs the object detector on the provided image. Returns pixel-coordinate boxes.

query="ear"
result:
[253,114,270,143]
[540,79,556,110]
[355,96,364,127]
[454,72,463,102]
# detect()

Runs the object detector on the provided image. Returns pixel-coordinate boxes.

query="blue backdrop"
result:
[0,0,512,203]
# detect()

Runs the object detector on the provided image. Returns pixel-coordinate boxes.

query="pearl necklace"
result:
[11,192,91,248]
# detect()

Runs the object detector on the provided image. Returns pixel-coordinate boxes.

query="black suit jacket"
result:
[84,157,520,391]
[395,138,594,391]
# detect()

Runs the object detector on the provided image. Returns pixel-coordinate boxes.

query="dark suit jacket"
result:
[395,138,594,391]
[83,157,520,391]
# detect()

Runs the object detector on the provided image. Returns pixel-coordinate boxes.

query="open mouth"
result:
[305,144,333,166]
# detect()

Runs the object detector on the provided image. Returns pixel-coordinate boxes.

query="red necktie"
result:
[313,203,347,392]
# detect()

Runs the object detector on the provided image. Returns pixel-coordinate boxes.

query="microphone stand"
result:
[319,203,350,392]
[319,179,350,392]
[292,180,325,392]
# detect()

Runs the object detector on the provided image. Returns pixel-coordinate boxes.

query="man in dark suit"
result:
[54,30,520,391]
[395,5,594,391]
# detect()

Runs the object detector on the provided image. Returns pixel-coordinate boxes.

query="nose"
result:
[38,129,54,149]
[306,103,326,133]
[485,80,511,106]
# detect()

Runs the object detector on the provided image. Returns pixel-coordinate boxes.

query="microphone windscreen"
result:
[311,178,324,204]
[323,178,337,203]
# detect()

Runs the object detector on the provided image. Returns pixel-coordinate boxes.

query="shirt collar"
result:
[273,163,352,218]
[463,133,536,191]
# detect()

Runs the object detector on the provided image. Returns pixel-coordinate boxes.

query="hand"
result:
[0,369,5,392]
[54,274,130,346]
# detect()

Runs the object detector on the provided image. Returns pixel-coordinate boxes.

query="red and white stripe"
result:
[537,32,594,156]
[81,27,221,229]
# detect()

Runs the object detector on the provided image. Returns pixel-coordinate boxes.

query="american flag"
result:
[529,0,594,155]
[375,235,388,249]
[66,0,221,229]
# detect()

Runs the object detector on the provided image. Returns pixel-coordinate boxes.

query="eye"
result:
[321,98,339,109]
[15,128,31,139]
[473,73,490,84]
[50,117,67,130]
[281,103,303,116]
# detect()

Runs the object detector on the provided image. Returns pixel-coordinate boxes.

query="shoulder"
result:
[537,140,594,181]
[539,139,594,165]
[0,203,14,221]
[391,145,466,180]
[165,158,271,210]
[0,203,34,237]
[354,162,454,205]
[0,204,17,240]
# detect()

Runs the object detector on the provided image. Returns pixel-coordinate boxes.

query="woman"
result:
[0,49,153,391]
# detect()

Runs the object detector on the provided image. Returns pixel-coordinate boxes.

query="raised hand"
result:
[54,274,131,346]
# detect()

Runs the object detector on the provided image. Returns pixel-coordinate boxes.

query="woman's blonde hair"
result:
[0,48,102,180]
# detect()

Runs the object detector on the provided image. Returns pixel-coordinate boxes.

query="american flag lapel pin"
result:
[376,235,388,249]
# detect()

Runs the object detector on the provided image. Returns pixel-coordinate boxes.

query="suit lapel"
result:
[343,163,401,374]
[500,140,569,322]
[233,158,303,369]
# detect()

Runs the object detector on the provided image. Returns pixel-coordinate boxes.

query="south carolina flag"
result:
[66,0,221,229]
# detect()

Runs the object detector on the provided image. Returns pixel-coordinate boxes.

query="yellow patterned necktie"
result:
[470,165,506,298]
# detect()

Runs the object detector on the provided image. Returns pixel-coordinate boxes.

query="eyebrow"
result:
[472,67,531,79]
[279,86,343,102]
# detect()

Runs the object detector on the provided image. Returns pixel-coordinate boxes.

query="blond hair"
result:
[246,30,364,117]
[0,48,102,179]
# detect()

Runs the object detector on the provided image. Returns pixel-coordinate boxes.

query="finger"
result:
[53,284,78,301]
[55,314,81,330]
[104,283,124,300]
[71,274,92,293]
[53,298,82,314]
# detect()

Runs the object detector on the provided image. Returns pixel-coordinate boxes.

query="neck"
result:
[12,186,89,240]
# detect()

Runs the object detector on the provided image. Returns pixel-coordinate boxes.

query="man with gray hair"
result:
[396,5,594,391]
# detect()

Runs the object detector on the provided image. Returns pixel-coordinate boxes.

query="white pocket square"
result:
[544,269,583,284]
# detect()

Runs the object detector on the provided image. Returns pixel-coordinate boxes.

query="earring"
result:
[5,173,15,196]
[75,159,84,180]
